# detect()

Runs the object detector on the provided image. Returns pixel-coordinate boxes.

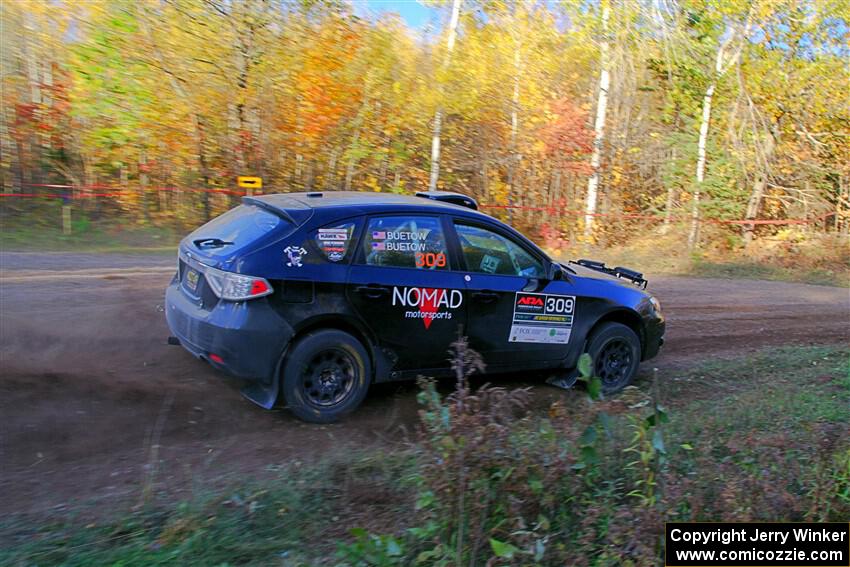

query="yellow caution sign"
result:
[237,176,263,189]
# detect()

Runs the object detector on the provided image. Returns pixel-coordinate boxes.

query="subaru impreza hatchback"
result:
[165,191,664,422]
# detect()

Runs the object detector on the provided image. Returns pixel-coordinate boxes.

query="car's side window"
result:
[312,220,358,263]
[361,216,448,270]
[455,223,545,277]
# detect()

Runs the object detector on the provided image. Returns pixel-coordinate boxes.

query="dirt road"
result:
[1,251,847,518]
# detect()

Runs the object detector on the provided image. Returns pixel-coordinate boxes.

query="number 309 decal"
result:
[415,252,447,268]
[546,295,574,314]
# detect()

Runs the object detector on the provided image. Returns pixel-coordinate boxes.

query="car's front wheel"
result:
[281,329,371,423]
[585,322,641,395]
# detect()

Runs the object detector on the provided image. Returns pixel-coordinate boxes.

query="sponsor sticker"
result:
[316,228,350,262]
[480,254,500,273]
[284,245,307,267]
[509,292,575,344]
[391,286,463,330]
[317,228,348,241]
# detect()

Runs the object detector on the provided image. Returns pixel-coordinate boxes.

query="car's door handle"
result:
[471,290,499,303]
[355,284,390,299]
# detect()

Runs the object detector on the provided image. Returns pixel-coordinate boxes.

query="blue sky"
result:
[354,1,439,29]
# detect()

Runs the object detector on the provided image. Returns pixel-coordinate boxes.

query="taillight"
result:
[204,266,273,301]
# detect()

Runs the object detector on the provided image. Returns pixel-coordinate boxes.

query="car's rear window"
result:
[189,205,291,254]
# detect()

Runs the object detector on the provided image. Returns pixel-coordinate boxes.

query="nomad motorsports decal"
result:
[509,292,575,344]
[392,286,463,330]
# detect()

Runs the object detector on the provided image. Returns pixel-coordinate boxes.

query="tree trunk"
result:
[325,147,339,190]
[427,0,462,193]
[344,126,361,191]
[584,0,610,239]
[139,151,150,223]
[688,81,715,249]
[662,147,677,231]
[508,32,522,217]
[378,135,390,190]
[688,20,749,249]
[742,117,779,245]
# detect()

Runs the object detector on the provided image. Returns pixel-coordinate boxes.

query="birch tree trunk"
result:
[584,0,610,239]
[688,81,715,248]
[688,21,749,249]
[427,0,461,193]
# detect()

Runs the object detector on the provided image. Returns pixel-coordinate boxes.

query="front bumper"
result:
[165,278,293,382]
[642,319,665,361]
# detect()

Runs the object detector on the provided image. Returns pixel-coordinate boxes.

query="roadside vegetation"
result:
[557,228,850,287]
[3,344,848,566]
[3,213,847,287]
[3,1,849,271]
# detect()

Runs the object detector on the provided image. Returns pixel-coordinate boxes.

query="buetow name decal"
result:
[392,286,463,330]
[509,292,575,344]
[371,230,429,252]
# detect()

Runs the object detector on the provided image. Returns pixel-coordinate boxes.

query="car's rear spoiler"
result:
[242,195,314,226]
[569,259,648,289]
[415,191,478,210]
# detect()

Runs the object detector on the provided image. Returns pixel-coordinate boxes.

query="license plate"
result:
[185,269,200,292]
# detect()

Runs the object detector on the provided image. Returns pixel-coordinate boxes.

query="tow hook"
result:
[167,336,181,346]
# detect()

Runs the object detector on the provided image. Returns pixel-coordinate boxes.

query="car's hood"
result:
[563,262,623,283]
[562,261,652,295]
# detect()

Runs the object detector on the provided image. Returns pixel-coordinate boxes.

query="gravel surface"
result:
[1,252,848,519]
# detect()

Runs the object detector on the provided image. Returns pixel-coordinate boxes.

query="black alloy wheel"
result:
[301,349,357,408]
[585,322,641,395]
[282,329,371,423]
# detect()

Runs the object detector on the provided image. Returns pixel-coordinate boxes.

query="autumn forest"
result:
[1,0,848,248]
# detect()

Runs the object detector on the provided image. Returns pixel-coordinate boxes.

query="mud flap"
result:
[241,379,279,409]
[545,367,579,390]
[240,348,287,410]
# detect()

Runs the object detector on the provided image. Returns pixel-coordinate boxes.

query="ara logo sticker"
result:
[391,286,463,330]
[283,245,307,267]
[517,296,545,307]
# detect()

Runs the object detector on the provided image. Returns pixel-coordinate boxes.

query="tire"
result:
[281,330,371,423]
[585,322,641,395]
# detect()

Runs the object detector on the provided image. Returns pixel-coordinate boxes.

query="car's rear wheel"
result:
[281,330,371,423]
[585,322,641,395]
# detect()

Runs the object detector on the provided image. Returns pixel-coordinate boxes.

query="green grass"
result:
[0,453,417,566]
[553,230,850,287]
[667,346,850,438]
[1,206,183,253]
[2,346,848,565]
[0,221,180,253]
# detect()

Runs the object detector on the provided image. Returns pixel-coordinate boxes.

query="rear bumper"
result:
[165,280,293,382]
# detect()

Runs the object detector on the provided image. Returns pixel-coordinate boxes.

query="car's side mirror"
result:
[547,262,564,281]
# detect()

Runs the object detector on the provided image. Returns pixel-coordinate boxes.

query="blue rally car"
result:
[165,191,664,423]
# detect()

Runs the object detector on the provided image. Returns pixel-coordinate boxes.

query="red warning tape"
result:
[1,183,245,199]
[480,205,834,226]
[1,184,835,226]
